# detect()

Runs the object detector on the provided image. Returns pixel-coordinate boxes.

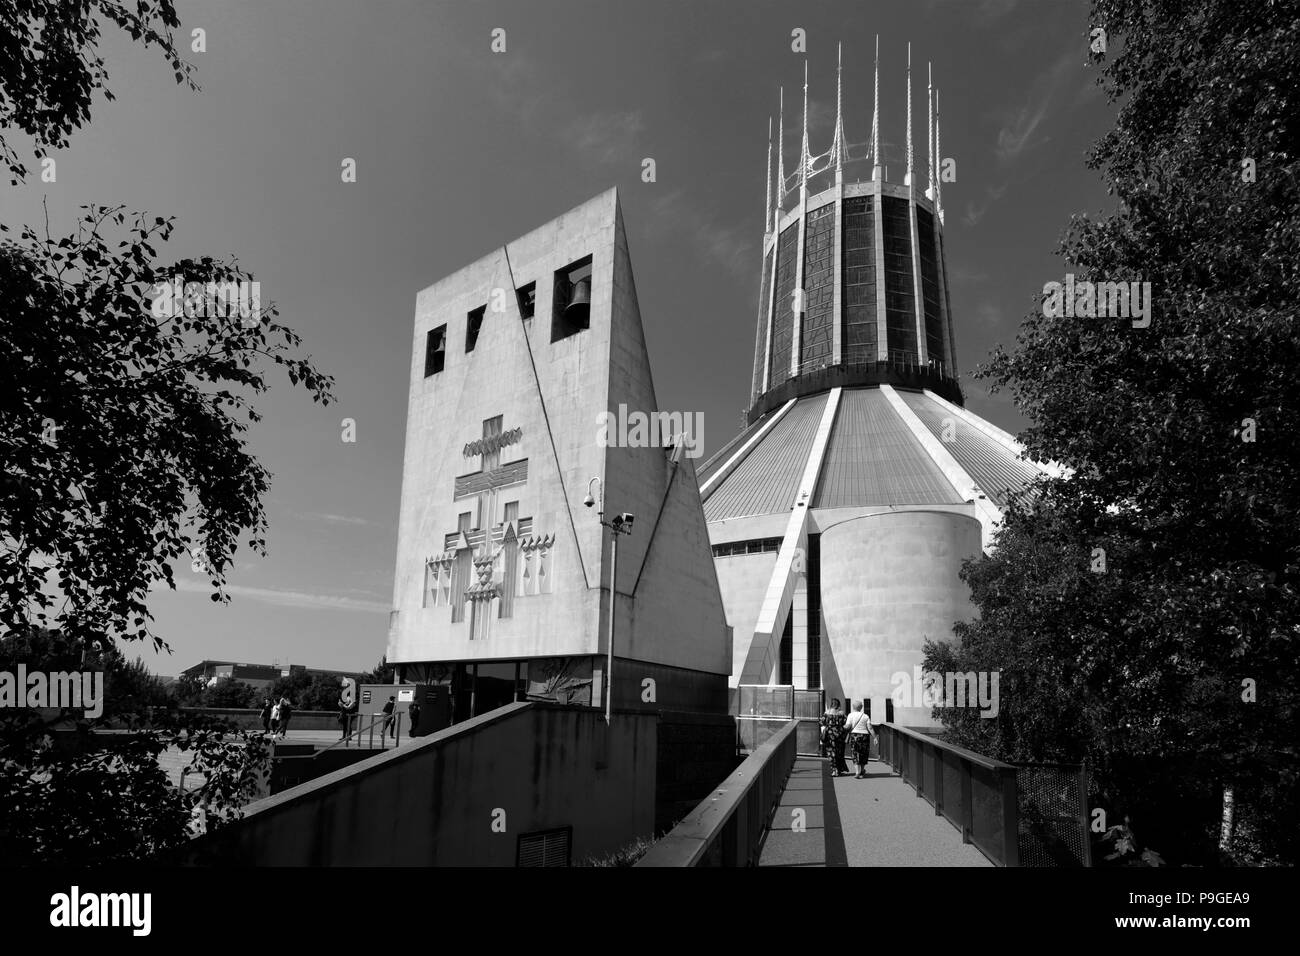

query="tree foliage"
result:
[0,0,337,865]
[361,656,396,686]
[935,0,1300,865]
[1,207,334,652]
[0,628,271,864]
[0,0,195,183]
[266,670,352,712]
[201,676,260,710]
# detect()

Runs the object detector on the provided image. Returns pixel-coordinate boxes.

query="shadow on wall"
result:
[175,703,658,866]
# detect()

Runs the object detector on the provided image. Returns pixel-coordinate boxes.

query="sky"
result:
[3,0,1116,676]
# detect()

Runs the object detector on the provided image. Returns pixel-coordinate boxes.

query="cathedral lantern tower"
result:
[749,40,961,425]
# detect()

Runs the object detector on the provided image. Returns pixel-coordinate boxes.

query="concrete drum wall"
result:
[818,510,981,726]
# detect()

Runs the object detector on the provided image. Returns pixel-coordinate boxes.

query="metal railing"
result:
[878,723,1022,866]
[731,685,824,755]
[313,711,404,757]
[636,719,799,867]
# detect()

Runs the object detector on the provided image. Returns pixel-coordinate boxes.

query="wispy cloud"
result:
[963,183,1007,227]
[482,54,644,169]
[296,511,374,527]
[645,188,757,279]
[993,45,1081,165]
[563,110,645,166]
[159,577,389,614]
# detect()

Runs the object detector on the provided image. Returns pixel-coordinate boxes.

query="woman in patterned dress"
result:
[821,698,849,775]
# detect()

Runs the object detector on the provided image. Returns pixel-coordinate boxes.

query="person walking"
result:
[844,701,874,778]
[381,695,397,740]
[832,699,852,776]
[269,698,281,737]
[258,698,272,735]
[277,696,293,738]
[820,700,834,758]
[822,698,849,776]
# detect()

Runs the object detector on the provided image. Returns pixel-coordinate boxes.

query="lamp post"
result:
[584,477,634,723]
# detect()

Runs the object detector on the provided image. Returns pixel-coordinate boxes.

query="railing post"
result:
[1000,767,1020,867]
[933,746,943,816]
[961,760,974,844]
[1078,763,1092,867]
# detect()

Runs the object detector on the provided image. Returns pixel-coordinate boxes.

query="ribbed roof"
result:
[702,394,826,521]
[696,412,769,489]
[896,389,1044,506]
[813,389,962,508]
[701,386,1042,521]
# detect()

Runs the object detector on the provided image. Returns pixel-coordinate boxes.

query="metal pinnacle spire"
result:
[776,86,786,212]
[927,61,935,199]
[832,42,847,183]
[871,34,880,178]
[764,115,773,231]
[905,42,914,186]
[935,90,944,223]
[799,59,810,197]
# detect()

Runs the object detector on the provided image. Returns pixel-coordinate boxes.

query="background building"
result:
[179,660,361,694]
[703,46,1053,726]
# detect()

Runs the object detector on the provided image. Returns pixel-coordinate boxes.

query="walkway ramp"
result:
[758,758,991,867]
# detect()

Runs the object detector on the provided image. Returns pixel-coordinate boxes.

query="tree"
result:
[0,0,195,183]
[202,676,259,709]
[169,673,206,707]
[2,211,333,650]
[0,627,271,864]
[941,0,1300,865]
[0,1,333,865]
[362,657,396,685]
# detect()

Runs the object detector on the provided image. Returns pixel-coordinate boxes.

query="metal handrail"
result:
[636,719,799,867]
[877,723,1020,866]
[309,711,403,759]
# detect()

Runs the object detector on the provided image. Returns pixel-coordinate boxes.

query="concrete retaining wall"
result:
[181,702,657,866]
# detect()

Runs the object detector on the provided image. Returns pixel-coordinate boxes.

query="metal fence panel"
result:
[1017,766,1090,867]
[968,761,1006,864]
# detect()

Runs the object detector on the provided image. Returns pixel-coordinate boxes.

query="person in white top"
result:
[843,701,875,779]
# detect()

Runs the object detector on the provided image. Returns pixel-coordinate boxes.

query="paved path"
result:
[758,757,992,867]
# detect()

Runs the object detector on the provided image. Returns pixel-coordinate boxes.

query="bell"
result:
[563,276,591,326]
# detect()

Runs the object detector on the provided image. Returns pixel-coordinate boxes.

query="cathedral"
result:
[388,43,1047,731]
[702,44,1050,726]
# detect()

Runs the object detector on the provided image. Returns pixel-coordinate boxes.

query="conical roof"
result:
[700,385,1045,523]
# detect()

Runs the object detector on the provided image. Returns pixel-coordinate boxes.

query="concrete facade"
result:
[819,510,981,725]
[389,188,731,716]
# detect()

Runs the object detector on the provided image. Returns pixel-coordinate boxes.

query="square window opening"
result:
[551,256,593,342]
[424,325,446,377]
[466,305,486,352]
[516,282,536,320]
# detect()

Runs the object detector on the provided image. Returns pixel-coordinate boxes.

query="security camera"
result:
[618,512,635,528]
[583,494,595,507]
